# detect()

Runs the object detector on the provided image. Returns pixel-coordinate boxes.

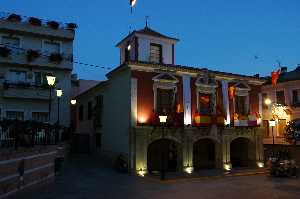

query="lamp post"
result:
[159,115,167,180]
[269,119,276,155]
[46,74,56,123]
[264,97,276,156]
[56,89,63,125]
[55,89,63,144]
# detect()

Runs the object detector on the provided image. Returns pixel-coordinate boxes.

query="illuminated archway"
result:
[230,137,255,168]
[193,138,217,170]
[147,139,181,173]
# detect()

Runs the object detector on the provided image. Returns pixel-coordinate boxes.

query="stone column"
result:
[221,80,230,125]
[182,129,193,169]
[255,128,264,163]
[222,133,231,166]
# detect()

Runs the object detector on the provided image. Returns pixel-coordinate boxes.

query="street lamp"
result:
[159,114,167,180]
[56,89,63,125]
[269,119,276,155]
[46,74,56,122]
[70,99,77,105]
[55,88,63,144]
[264,98,272,106]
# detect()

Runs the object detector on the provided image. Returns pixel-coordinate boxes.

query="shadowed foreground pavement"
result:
[9,155,300,199]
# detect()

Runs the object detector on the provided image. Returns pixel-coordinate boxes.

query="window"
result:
[235,95,247,115]
[276,90,285,105]
[150,43,162,63]
[262,93,269,109]
[6,111,24,120]
[292,89,300,106]
[8,70,27,83]
[43,41,60,54]
[34,72,47,86]
[2,36,20,48]
[88,101,93,120]
[198,93,212,114]
[157,88,174,114]
[79,105,84,121]
[94,95,103,127]
[278,119,286,137]
[32,112,48,122]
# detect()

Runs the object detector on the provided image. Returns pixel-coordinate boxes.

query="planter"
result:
[0,47,11,57]
[26,49,40,62]
[49,53,63,63]
[7,14,22,22]
[28,17,42,26]
[67,23,77,30]
[47,21,59,29]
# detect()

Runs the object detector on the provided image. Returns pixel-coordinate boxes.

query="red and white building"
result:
[76,26,266,174]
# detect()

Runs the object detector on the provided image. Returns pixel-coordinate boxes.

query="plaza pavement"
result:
[9,155,300,199]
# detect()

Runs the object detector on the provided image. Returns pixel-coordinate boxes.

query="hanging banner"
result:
[228,86,236,99]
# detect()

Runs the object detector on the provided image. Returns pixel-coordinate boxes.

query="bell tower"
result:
[116,26,179,65]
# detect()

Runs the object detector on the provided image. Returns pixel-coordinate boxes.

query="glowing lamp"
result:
[127,44,131,51]
[46,74,56,86]
[56,89,63,97]
[138,116,147,124]
[137,168,146,177]
[159,115,167,124]
[184,166,193,174]
[257,162,264,168]
[264,98,272,106]
[269,119,276,127]
[224,163,231,171]
[70,99,77,105]
[224,119,230,125]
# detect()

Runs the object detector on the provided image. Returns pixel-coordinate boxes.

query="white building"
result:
[0,13,76,127]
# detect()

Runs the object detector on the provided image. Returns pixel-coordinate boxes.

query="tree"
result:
[284,121,300,145]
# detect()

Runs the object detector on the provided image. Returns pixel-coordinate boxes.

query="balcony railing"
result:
[0,119,70,150]
[2,81,52,100]
[0,44,73,70]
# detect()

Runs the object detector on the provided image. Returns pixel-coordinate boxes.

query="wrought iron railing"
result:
[0,119,70,150]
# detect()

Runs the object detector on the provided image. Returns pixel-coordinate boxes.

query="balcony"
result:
[0,46,72,70]
[2,81,52,100]
[0,13,75,40]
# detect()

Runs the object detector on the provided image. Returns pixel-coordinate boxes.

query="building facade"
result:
[261,66,300,145]
[85,26,266,174]
[72,79,104,153]
[0,13,75,127]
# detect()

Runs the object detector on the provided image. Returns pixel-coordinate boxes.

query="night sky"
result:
[2,0,300,80]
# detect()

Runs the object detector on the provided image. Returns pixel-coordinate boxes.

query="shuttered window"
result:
[150,43,162,63]
[198,93,212,114]
[292,90,300,106]
[276,90,285,105]
[157,88,174,114]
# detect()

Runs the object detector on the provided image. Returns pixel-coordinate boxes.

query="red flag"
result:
[271,69,280,86]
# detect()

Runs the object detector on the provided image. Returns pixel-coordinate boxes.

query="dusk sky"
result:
[2,0,300,80]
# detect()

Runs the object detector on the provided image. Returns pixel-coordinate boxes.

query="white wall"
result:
[102,68,131,158]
